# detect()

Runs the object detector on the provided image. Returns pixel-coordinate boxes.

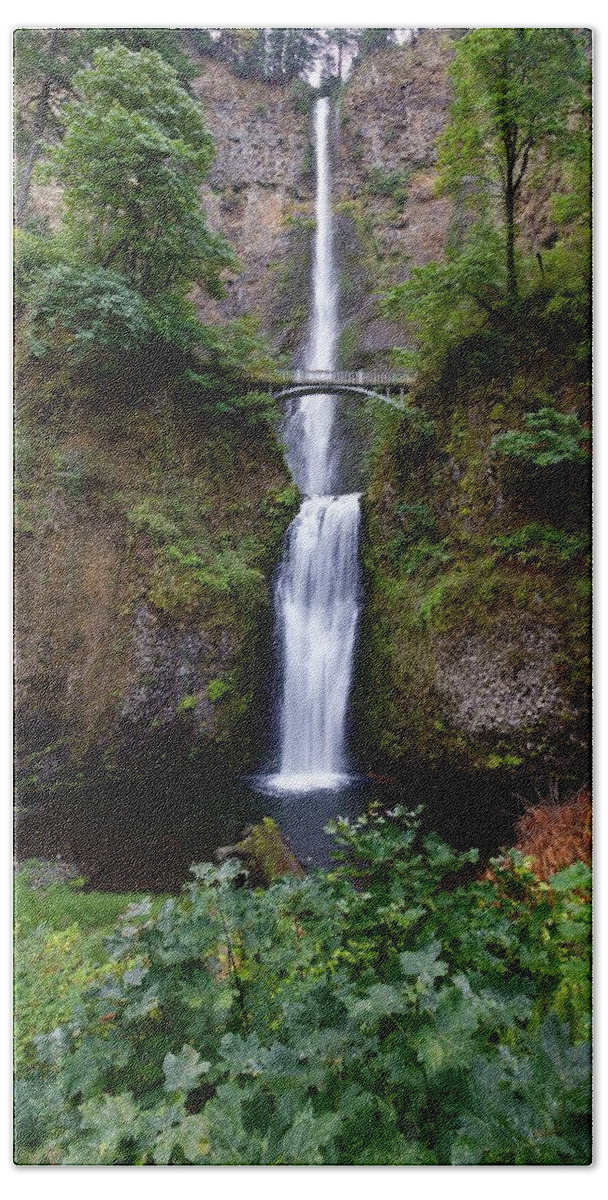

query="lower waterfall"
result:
[274,492,360,788]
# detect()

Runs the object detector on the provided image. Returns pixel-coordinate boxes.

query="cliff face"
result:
[333,32,453,366]
[14,364,296,810]
[337,37,589,784]
[189,57,315,352]
[15,34,589,832]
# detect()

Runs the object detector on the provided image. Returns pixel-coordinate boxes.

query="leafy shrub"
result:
[14,868,163,1073]
[14,229,61,313]
[491,408,590,467]
[206,678,230,703]
[493,523,590,565]
[384,224,507,376]
[366,166,410,208]
[28,264,153,359]
[15,809,591,1165]
[184,317,282,424]
[25,261,215,362]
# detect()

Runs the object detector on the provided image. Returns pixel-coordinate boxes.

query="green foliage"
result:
[366,166,410,208]
[184,317,281,423]
[14,228,60,310]
[492,408,590,467]
[206,29,321,84]
[91,29,196,84]
[493,523,590,565]
[15,812,591,1165]
[438,29,589,298]
[126,494,267,617]
[271,484,301,510]
[384,223,508,374]
[14,866,155,939]
[385,30,590,377]
[439,29,588,200]
[387,500,451,577]
[17,42,259,375]
[151,542,265,616]
[14,867,164,1073]
[287,77,316,116]
[354,29,395,59]
[45,45,235,298]
[393,538,453,578]
[27,264,153,360]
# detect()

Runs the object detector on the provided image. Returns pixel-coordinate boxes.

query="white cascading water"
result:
[269,96,361,792]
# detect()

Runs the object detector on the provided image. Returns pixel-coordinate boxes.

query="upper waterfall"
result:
[284,96,339,497]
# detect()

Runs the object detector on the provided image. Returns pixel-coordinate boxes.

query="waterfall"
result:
[268,96,361,792]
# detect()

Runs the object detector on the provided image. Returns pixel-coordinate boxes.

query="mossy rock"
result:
[216,817,306,886]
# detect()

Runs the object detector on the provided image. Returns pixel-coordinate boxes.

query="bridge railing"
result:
[274,368,415,387]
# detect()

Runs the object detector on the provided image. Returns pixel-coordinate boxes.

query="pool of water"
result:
[15,756,534,893]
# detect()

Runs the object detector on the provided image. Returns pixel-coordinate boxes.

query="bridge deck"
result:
[273,369,414,389]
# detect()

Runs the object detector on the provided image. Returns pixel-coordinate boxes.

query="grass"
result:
[14,864,167,1071]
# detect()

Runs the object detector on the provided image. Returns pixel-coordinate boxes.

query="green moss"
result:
[206,678,230,703]
[235,817,305,884]
[486,753,524,769]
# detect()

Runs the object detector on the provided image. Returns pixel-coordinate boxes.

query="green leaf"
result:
[550,861,591,893]
[163,1044,210,1094]
[399,940,447,982]
[347,983,409,1020]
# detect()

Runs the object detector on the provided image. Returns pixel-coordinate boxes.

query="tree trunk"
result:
[505,170,518,301]
[14,30,59,227]
[14,76,51,226]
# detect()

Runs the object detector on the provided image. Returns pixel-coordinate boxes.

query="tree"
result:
[45,44,234,298]
[264,28,321,81]
[354,29,395,60]
[14,29,195,226]
[14,29,83,225]
[205,28,320,83]
[93,28,195,84]
[438,29,589,299]
[319,29,359,89]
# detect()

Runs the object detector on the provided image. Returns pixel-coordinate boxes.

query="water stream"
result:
[266,96,361,793]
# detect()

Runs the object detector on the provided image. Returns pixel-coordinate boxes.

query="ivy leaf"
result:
[152,1112,212,1165]
[163,1044,210,1094]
